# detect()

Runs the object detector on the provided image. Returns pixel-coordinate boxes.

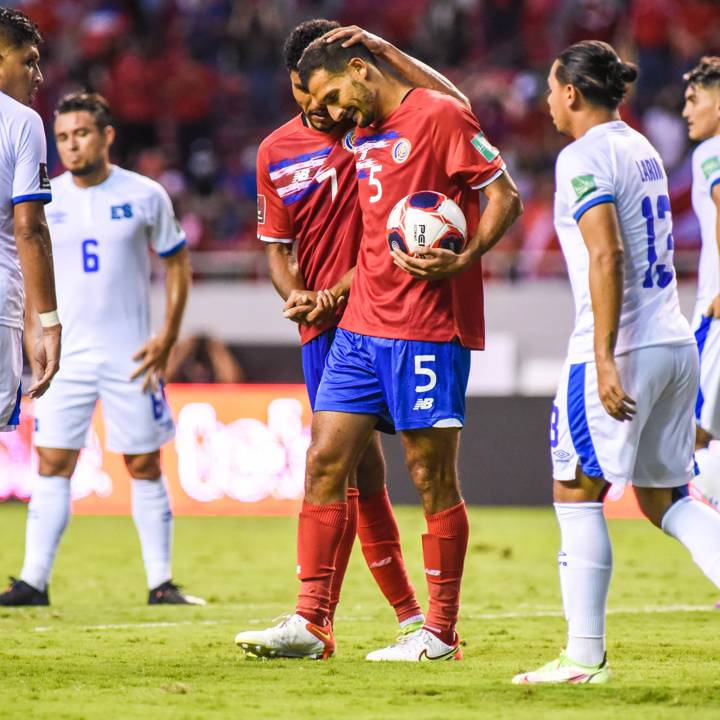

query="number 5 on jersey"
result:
[82,238,99,273]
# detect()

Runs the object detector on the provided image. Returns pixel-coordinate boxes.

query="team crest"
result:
[391,138,412,164]
[342,129,356,153]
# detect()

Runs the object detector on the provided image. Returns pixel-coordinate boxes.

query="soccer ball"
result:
[386,191,467,257]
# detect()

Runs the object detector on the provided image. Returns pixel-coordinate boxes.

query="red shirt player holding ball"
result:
[283,40,523,661]
[234,21,473,660]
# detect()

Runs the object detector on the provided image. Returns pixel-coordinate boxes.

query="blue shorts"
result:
[301,328,336,410]
[314,328,470,432]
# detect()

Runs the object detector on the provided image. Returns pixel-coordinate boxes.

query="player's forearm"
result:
[380,43,470,108]
[329,266,355,299]
[16,220,58,315]
[23,296,40,360]
[589,247,624,365]
[266,243,305,301]
[463,179,522,264]
[161,248,191,344]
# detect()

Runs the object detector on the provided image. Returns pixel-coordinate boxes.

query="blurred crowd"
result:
[17,0,720,279]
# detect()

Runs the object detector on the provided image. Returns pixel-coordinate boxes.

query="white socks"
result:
[554,502,612,666]
[131,478,173,589]
[662,496,720,586]
[20,475,71,591]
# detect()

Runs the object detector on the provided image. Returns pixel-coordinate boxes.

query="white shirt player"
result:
[691,135,720,318]
[554,120,693,363]
[0,91,51,329]
[45,166,185,370]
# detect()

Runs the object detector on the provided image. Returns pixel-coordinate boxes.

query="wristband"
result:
[39,310,60,328]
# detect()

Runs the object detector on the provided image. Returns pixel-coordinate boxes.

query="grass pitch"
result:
[0,504,719,719]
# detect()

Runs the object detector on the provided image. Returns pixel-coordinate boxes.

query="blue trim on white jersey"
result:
[573,194,615,223]
[710,176,720,195]
[567,363,603,478]
[695,314,713,420]
[12,192,51,205]
[158,239,187,258]
[7,383,21,426]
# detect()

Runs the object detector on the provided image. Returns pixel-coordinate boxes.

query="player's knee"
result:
[37,448,78,478]
[305,442,345,488]
[124,452,161,479]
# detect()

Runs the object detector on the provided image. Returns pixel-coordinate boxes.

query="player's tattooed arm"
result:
[321,26,470,108]
[578,202,636,423]
[15,200,61,398]
[131,245,191,392]
[392,171,522,280]
[706,183,720,318]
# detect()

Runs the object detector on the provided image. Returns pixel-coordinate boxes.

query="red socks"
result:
[328,488,359,623]
[295,500,348,627]
[357,488,423,624]
[422,501,469,645]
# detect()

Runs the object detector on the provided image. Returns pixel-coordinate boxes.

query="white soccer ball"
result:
[386,191,467,257]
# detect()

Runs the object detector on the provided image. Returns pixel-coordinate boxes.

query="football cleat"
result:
[0,577,49,606]
[235,613,335,660]
[147,580,206,605]
[365,627,462,662]
[512,652,611,685]
[396,619,425,640]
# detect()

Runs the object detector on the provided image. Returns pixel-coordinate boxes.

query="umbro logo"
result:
[413,398,434,411]
[46,210,67,224]
[553,449,572,461]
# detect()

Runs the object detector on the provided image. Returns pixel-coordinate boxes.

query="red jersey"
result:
[256,114,361,344]
[340,88,505,349]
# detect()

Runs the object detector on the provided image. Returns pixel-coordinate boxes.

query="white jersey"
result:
[0,92,51,329]
[45,166,185,368]
[554,120,693,363]
[691,135,720,316]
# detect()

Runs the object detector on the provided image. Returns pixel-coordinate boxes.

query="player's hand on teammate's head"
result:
[596,360,637,422]
[320,26,386,55]
[28,324,61,399]
[131,335,173,392]
[391,246,468,281]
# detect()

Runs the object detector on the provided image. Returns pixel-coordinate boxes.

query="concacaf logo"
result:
[342,129,356,152]
[392,138,412,164]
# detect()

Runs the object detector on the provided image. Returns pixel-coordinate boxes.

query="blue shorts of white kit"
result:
[301,327,336,410]
[314,328,470,432]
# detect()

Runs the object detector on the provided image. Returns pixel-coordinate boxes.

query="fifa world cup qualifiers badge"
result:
[257,194,266,224]
[39,162,50,190]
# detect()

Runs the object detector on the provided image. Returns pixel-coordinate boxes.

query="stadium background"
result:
[2,0,720,512]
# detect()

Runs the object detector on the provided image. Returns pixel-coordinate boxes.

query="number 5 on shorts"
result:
[415,355,437,392]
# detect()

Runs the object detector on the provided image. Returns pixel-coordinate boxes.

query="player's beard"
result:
[68,158,104,177]
[350,81,377,127]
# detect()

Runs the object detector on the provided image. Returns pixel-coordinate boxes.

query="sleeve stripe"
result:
[710,177,720,195]
[259,235,293,244]
[573,194,615,223]
[158,239,187,258]
[12,192,52,205]
[470,165,506,190]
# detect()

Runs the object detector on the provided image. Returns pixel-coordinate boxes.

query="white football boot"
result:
[235,613,335,660]
[512,652,611,684]
[365,627,462,662]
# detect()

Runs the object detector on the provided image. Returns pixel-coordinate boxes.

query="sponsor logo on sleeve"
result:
[571,174,597,201]
[701,155,720,180]
[257,194,266,224]
[39,162,50,191]
[391,138,412,163]
[470,132,499,162]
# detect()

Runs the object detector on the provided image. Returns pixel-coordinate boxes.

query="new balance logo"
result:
[425,568,441,576]
[369,556,393,569]
[413,398,434,411]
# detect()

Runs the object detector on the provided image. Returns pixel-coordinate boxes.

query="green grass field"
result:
[1,503,719,719]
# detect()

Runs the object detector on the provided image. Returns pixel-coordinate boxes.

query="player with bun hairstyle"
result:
[681,57,720,510]
[514,41,720,684]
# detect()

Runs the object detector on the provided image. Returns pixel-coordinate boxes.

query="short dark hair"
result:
[555,40,638,110]
[684,56,720,90]
[0,7,42,48]
[283,19,340,72]
[55,92,113,130]
[298,38,377,88]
